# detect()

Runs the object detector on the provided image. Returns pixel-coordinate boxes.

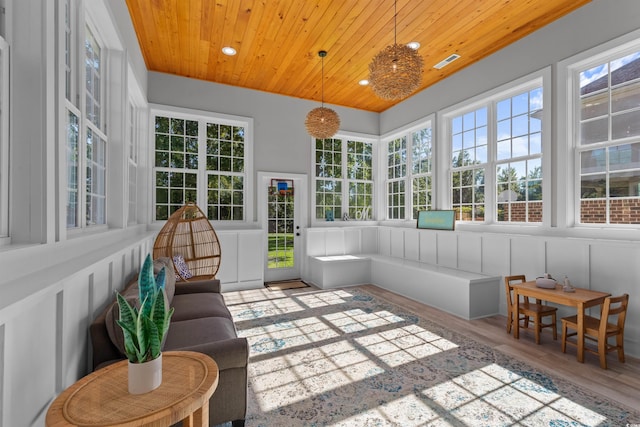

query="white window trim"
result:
[310,130,379,227]
[149,103,254,225]
[0,35,9,243]
[438,67,552,231]
[560,28,640,231]
[380,116,435,224]
[60,0,125,238]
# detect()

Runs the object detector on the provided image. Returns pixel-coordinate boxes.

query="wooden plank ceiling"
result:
[125,0,591,112]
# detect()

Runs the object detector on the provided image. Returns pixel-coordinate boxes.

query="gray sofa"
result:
[89,257,248,427]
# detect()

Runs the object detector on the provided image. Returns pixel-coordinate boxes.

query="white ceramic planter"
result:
[128,353,162,394]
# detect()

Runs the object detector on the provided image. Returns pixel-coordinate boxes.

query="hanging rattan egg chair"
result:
[153,203,222,281]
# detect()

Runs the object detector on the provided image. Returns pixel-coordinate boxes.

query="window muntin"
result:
[85,128,106,225]
[347,140,373,219]
[495,88,543,223]
[451,108,487,222]
[386,137,406,219]
[577,50,640,225]
[85,27,102,129]
[314,137,373,221]
[153,112,249,221]
[82,26,106,226]
[384,123,433,221]
[206,123,245,221]
[411,128,432,218]
[66,111,80,228]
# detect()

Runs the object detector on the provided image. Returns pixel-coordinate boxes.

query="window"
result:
[314,137,374,221]
[0,35,8,238]
[451,109,486,222]
[83,27,107,226]
[63,7,109,230]
[496,88,543,222]
[446,76,545,224]
[383,121,432,220]
[153,110,251,221]
[575,49,640,225]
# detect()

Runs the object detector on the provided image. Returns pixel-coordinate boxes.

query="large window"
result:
[451,109,486,222]
[575,49,640,225]
[64,17,108,229]
[153,110,251,221]
[314,137,374,221]
[384,122,432,220]
[447,78,544,224]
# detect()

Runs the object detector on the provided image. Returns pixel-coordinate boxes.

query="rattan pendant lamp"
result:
[153,203,221,281]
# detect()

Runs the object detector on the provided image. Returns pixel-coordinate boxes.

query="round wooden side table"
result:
[46,351,219,427]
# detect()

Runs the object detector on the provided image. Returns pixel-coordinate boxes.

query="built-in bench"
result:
[304,226,501,320]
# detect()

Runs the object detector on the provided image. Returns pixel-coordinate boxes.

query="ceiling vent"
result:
[434,53,461,69]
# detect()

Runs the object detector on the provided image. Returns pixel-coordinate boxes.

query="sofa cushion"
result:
[104,295,138,357]
[164,317,238,350]
[170,293,232,322]
[153,257,176,304]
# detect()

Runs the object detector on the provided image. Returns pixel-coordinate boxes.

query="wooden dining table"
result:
[512,281,610,362]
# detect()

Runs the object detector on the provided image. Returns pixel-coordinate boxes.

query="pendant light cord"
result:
[321,54,325,108]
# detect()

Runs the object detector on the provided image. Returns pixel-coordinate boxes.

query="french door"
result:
[258,172,307,282]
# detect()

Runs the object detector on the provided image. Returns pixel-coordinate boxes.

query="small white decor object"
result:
[535,277,557,289]
[128,353,162,394]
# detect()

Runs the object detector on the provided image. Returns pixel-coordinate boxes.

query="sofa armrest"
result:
[178,337,248,371]
[174,278,221,294]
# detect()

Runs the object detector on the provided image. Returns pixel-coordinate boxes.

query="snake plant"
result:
[116,254,174,363]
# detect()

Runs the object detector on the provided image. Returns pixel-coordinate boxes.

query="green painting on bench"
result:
[417,210,455,230]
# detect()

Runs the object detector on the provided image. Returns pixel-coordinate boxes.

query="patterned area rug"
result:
[224,287,639,426]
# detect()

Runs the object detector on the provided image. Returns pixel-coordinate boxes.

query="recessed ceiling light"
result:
[222,46,237,56]
[407,41,420,50]
[359,79,369,86]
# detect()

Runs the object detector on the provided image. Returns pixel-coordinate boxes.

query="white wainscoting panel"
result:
[419,230,438,264]
[546,239,590,288]
[404,229,420,261]
[326,229,346,254]
[437,232,458,269]
[390,228,405,259]
[458,233,482,273]
[238,231,264,284]
[481,234,511,276]
[511,236,546,279]
[344,228,362,254]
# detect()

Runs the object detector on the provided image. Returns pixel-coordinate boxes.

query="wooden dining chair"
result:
[561,293,629,369]
[505,275,558,344]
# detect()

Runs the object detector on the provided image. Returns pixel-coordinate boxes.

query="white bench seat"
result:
[307,253,500,320]
[367,254,500,320]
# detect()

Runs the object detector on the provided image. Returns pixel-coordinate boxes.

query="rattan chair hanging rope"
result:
[153,203,222,281]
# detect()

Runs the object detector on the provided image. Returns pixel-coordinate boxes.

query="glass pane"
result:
[581,174,606,198]
[610,143,640,171]
[610,171,640,197]
[611,82,640,113]
[581,118,608,145]
[612,110,640,140]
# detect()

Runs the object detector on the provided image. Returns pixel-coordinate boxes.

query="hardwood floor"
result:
[358,284,640,413]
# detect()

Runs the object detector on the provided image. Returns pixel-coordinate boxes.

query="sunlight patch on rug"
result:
[226,287,638,426]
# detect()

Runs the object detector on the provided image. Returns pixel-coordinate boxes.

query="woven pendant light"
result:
[369,0,424,100]
[305,50,340,139]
